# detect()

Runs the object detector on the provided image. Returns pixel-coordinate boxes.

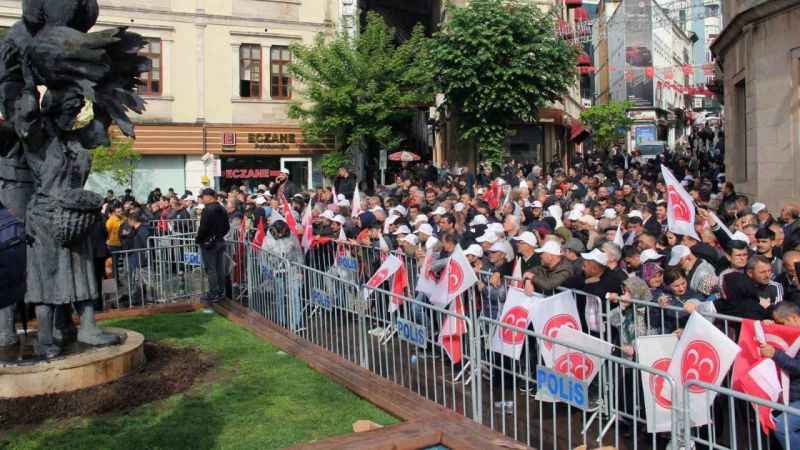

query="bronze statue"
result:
[0,0,149,358]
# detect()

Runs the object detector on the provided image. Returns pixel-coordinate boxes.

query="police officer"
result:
[196,188,230,308]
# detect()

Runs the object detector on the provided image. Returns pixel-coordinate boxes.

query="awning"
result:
[565,0,582,8]
[570,120,590,143]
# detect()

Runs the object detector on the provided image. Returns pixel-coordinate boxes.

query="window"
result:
[270,46,291,99]
[239,44,262,98]
[139,38,162,96]
[734,80,748,182]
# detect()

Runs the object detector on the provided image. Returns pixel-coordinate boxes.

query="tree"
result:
[90,137,140,188]
[288,13,433,161]
[579,101,634,152]
[427,0,578,167]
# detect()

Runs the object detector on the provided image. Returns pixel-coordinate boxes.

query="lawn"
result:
[2,312,398,450]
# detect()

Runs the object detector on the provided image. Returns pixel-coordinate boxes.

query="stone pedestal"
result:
[0,328,145,398]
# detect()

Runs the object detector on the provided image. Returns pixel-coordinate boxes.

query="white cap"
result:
[425,236,440,250]
[640,249,663,264]
[628,210,644,220]
[257,184,267,191]
[393,225,411,235]
[338,199,351,207]
[337,194,346,202]
[432,206,447,216]
[489,240,515,262]
[668,245,692,266]
[415,223,434,236]
[752,202,767,214]
[578,215,598,228]
[400,234,419,246]
[548,204,563,220]
[573,203,586,213]
[386,215,400,225]
[512,231,538,248]
[371,206,385,214]
[392,205,408,216]
[581,249,609,267]
[487,223,504,235]
[464,244,484,258]
[476,232,500,244]
[519,180,528,189]
[603,209,617,220]
[567,209,583,221]
[731,231,750,243]
[413,215,429,225]
[531,201,543,208]
[683,175,694,182]
[469,215,488,226]
[255,196,267,206]
[332,215,347,225]
[535,240,562,256]
[319,210,335,220]
[280,168,290,175]
[454,202,466,213]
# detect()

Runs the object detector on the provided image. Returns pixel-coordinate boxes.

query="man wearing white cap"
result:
[574,248,624,331]
[522,241,574,295]
[476,230,500,253]
[669,245,719,297]
[415,223,435,247]
[398,234,419,257]
[752,202,771,227]
[463,244,484,271]
[512,231,539,273]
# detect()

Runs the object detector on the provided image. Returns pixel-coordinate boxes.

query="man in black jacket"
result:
[196,188,230,307]
[334,166,357,200]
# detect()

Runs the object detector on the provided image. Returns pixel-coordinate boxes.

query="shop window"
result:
[270,46,291,99]
[240,44,262,98]
[139,38,162,96]
[734,80,747,182]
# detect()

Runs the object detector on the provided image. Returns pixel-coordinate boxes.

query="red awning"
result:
[570,120,590,143]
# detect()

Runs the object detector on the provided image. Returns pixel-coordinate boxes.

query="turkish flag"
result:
[481,180,503,210]
[732,320,800,433]
[668,313,741,427]
[279,192,300,243]
[430,245,479,307]
[362,254,403,300]
[389,261,409,314]
[301,203,314,254]
[661,165,700,240]
[439,295,467,364]
[252,218,266,248]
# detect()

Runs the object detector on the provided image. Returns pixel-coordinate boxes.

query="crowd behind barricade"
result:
[92,148,800,448]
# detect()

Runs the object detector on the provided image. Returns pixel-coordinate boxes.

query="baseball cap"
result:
[319,210,335,220]
[531,201,543,208]
[578,215,598,228]
[413,215,429,225]
[332,215,347,225]
[393,225,411,235]
[254,196,267,206]
[603,209,617,220]
[535,240,562,256]
[454,202,466,213]
[581,249,609,267]
[392,205,408,217]
[563,238,585,253]
[628,210,644,220]
[567,209,583,221]
[731,231,750,243]
[386,215,400,225]
[338,199,351,207]
[400,234,419,246]
[415,223,434,236]
[432,206,447,216]
[512,231,538,248]
[668,245,692,266]
[476,232,499,244]
[464,244,484,258]
[752,202,767,214]
[425,236,440,250]
[487,223,504,234]
[469,215,488,226]
[640,248,663,264]
[280,168,290,175]
[489,240,515,262]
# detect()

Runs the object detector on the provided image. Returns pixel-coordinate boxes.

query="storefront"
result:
[126,124,332,196]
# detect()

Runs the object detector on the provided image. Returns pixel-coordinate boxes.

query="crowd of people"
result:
[93,145,800,447]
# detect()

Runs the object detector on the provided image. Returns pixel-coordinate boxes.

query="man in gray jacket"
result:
[670,245,719,298]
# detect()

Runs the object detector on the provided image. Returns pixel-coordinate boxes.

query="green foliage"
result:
[89,137,140,187]
[579,101,634,151]
[3,312,398,449]
[320,150,351,178]
[288,13,434,153]
[427,0,578,167]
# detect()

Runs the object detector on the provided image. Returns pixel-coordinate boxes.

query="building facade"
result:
[600,0,693,151]
[0,0,337,200]
[711,0,800,209]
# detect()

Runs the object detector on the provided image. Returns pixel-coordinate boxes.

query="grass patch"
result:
[2,312,398,450]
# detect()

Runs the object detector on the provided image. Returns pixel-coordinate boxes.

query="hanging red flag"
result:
[389,261,409,314]
[644,66,654,79]
[279,192,301,243]
[481,180,502,210]
[252,218,265,248]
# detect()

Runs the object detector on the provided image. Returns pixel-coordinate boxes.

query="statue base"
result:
[0,327,144,398]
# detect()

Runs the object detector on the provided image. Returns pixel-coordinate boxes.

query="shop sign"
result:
[223,169,283,179]
[248,133,296,149]
[628,110,657,121]
[222,132,236,146]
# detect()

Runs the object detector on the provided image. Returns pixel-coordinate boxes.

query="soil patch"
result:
[0,342,216,428]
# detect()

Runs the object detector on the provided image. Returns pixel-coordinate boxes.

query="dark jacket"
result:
[334,174,357,199]
[715,271,774,320]
[196,203,230,246]
[0,208,25,308]
[773,349,800,402]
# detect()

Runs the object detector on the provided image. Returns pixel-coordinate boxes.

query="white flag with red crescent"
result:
[415,246,437,295]
[552,327,612,386]
[429,245,478,307]
[668,312,741,427]
[636,334,678,433]
[531,290,583,367]
[661,165,700,240]
[491,288,536,360]
[362,254,403,301]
